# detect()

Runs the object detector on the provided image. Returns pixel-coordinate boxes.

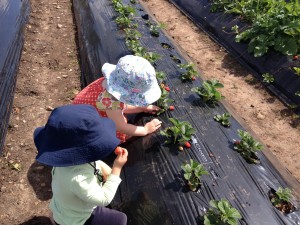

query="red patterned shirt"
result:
[72,77,126,143]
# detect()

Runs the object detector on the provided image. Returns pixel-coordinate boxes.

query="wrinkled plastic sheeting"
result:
[72,0,300,224]
[0,0,30,154]
[73,0,131,87]
[168,0,300,106]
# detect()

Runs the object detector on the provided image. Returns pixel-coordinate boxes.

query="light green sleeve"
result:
[70,166,122,206]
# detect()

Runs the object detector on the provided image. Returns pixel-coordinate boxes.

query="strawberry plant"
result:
[269,187,295,214]
[181,159,208,191]
[126,39,146,55]
[293,67,300,77]
[234,129,263,164]
[160,118,195,147]
[156,87,174,115]
[124,28,141,41]
[114,3,136,17]
[115,15,133,29]
[139,52,161,63]
[214,113,231,127]
[149,24,160,37]
[295,91,300,97]
[156,71,167,83]
[192,79,224,105]
[178,63,199,81]
[212,0,300,57]
[149,23,165,37]
[204,199,242,225]
[262,73,274,83]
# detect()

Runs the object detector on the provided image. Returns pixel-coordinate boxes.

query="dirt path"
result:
[0,0,80,224]
[0,0,299,224]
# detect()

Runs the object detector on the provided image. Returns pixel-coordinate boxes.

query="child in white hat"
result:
[73,55,162,143]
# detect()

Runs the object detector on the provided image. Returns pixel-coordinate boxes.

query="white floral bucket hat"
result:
[102,55,162,106]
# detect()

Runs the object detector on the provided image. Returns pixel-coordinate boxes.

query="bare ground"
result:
[0,0,299,224]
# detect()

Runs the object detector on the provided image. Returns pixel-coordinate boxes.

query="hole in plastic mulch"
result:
[161,42,173,50]
[268,188,297,214]
[170,54,181,64]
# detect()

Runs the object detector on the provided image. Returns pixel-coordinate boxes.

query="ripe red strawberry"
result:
[165,86,170,92]
[114,147,124,155]
[234,141,240,145]
[169,106,175,111]
[191,76,196,81]
[293,55,299,60]
[184,142,191,148]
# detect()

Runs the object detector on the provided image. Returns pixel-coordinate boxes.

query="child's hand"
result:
[113,148,128,169]
[143,105,161,114]
[144,119,162,134]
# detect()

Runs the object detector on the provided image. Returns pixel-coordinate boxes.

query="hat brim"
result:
[108,81,162,106]
[102,63,116,80]
[34,125,120,167]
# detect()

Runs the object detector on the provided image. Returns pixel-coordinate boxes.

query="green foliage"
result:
[211,0,300,57]
[115,15,133,29]
[293,67,300,76]
[160,118,196,145]
[234,129,263,163]
[149,23,165,37]
[114,4,136,17]
[178,63,199,81]
[156,71,167,83]
[295,91,300,97]
[214,113,231,127]
[204,199,242,225]
[181,159,208,191]
[271,187,292,206]
[126,39,146,55]
[137,51,161,63]
[262,73,274,83]
[156,86,174,115]
[192,80,224,105]
[124,28,141,41]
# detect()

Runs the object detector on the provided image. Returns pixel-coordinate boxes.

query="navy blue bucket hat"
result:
[34,104,120,167]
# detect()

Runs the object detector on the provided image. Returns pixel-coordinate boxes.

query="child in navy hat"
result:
[73,55,162,143]
[34,104,128,225]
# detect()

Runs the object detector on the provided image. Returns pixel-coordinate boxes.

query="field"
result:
[0,0,299,224]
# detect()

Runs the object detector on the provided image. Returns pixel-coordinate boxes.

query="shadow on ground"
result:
[19,216,52,225]
[27,161,52,201]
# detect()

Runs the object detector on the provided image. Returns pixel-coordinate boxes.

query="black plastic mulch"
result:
[0,0,30,154]
[168,0,300,107]
[72,0,300,224]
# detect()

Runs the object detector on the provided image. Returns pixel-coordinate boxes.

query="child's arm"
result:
[98,161,112,181]
[123,104,161,114]
[106,109,162,136]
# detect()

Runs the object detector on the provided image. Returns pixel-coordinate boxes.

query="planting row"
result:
[110,0,298,223]
[168,0,300,106]
[72,0,300,224]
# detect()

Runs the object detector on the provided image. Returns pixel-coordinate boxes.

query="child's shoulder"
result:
[96,90,124,110]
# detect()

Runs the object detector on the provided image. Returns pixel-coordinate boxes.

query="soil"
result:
[0,0,299,224]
